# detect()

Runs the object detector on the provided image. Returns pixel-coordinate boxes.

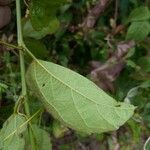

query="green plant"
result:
[0,0,135,149]
[0,0,149,150]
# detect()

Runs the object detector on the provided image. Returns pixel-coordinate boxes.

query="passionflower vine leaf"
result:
[26,60,135,134]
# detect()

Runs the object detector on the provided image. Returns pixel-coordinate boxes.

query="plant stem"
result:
[16,0,23,46]
[16,0,30,116]
[16,1,36,149]
[23,44,37,60]
[0,40,22,50]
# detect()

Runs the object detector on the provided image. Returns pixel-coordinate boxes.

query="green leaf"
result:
[137,57,150,72]
[127,119,141,142]
[22,18,59,39]
[29,0,66,30]
[128,6,150,22]
[0,105,14,129]
[1,134,25,150]
[24,38,48,60]
[0,83,8,97]
[26,60,135,134]
[0,114,27,150]
[0,83,8,90]
[126,21,150,41]
[32,125,52,150]
[0,141,2,149]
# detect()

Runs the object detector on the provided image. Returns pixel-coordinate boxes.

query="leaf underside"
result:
[26,60,135,134]
[32,124,52,150]
[0,114,27,150]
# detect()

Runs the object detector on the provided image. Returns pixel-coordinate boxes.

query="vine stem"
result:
[0,40,22,50]
[16,1,36,149]
[16,0,30,117]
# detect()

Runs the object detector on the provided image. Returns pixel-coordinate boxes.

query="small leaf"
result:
[22,18,59,39]
[24,38,48,60]
[128,6,150,22]
[0,83,8,96]
[29,0,66,30]
[0,83,8,90]
[0,114,27,150]
[137,57,150,72]
[26,60,135,134]
[126,21,150,41]
[32,125,52,150]
[127,119,141,143]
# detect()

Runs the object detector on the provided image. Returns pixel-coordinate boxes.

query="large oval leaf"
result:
[26,60,135,134]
